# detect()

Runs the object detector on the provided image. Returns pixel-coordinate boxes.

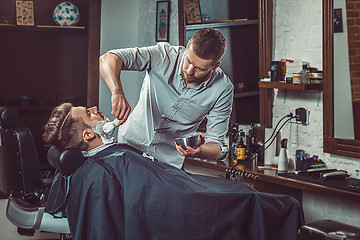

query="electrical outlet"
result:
[295,108,309,125]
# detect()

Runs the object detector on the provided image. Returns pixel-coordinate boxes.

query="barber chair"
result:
[298,219,360,239]
[0,106,84,240]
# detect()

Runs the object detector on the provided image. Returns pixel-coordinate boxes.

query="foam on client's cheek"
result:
[91,118,115,144]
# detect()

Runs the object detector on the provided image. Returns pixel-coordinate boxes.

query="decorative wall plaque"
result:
[184,0,202,24]
[16,1,34,26]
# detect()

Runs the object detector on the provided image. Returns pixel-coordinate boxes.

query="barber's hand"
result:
[176,134,205,157]
[111,93,131,125]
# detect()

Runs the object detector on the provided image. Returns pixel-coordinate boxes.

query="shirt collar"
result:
[178,52,185,77]
[82,142,116,157]
[200,70,216,88]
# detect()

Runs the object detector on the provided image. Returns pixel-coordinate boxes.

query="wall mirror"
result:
[323,0,360,158]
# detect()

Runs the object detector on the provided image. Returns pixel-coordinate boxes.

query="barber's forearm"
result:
[99,52,124,95]
[195,142,221,159]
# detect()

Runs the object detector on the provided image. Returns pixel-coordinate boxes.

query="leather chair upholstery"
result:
[47,146,85,176]
[0,106,74,239]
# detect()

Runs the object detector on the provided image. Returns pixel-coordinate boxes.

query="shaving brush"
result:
[102,119,120,135]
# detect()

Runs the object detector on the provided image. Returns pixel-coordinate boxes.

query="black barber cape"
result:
[45,144,304,240]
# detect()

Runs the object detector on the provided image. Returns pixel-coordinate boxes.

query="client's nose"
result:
[87,106,98,114]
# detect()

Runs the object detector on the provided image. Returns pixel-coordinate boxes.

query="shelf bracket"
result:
[283,90,287,103]
[317,91,321,106]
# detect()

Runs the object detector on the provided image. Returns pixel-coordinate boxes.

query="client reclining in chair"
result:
[43,103,304,240]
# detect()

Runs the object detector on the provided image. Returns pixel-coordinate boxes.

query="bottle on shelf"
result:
[278,139,288,173]
[228,123,238,166]
[300,63,310,84]
[246,126,257,162]
[236,130,247,162]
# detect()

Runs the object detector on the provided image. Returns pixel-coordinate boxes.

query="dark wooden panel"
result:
[87,0,101,107]
[0,0,100,171]
[353,101,360,140]
[258,0,273,128]
[0,192,8,199]
[244,178,302,204]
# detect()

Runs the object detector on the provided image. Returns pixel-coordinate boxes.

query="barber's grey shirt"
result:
[108,42,233,169]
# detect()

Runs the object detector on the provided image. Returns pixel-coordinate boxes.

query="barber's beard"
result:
[91,117,115,145]
[181,70,211,85]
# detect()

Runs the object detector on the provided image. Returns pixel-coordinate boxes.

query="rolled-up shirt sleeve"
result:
[108,43,172,72]
[205,78,234,148]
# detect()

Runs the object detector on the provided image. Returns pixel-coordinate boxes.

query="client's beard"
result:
[91,117,115,145]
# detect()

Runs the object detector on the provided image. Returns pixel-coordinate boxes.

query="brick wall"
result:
[273,0,360,226]
[346,0,360,101]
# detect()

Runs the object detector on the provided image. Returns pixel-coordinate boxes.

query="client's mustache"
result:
[98,110,105,120]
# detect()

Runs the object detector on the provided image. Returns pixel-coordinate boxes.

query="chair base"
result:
[6,197,70,234]
[298,219,360,240]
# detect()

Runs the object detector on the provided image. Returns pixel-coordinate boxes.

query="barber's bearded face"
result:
[181,44,217,85]
[181,68,211,84]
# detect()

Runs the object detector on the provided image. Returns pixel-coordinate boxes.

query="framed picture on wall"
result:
[156,1,170,42]
[184,0,201,24]
[16,0,34,26]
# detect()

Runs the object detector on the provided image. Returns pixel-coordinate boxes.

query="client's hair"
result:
[43,102,89,150]
[189,27,227,64]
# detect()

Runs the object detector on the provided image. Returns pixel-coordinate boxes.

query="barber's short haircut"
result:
[189,27,227,64]
[43,102,89,150]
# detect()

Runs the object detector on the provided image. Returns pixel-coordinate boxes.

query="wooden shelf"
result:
[258,81,323,91]
[186,19,258,30]
[0,24,86,33]
[234,91,259,99]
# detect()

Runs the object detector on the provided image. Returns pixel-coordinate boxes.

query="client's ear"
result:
[82,128,96,141]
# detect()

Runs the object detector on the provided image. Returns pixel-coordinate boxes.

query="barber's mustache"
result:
[182,71,194,79]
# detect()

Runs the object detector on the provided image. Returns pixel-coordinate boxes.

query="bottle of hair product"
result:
[236,130,247,161]
[300,64,310,84]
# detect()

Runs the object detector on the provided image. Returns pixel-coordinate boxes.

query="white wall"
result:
[99,0,179,120]
[99,0,142,119]
[273,0,360,226]
[273,0,323,166]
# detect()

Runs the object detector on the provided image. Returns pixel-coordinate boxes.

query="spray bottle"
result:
[278,139,288,173]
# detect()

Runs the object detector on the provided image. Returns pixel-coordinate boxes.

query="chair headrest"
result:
[0,106,19,128]
[47,146,86,176]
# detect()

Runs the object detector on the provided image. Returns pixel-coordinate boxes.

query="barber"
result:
[99,27,233,169]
